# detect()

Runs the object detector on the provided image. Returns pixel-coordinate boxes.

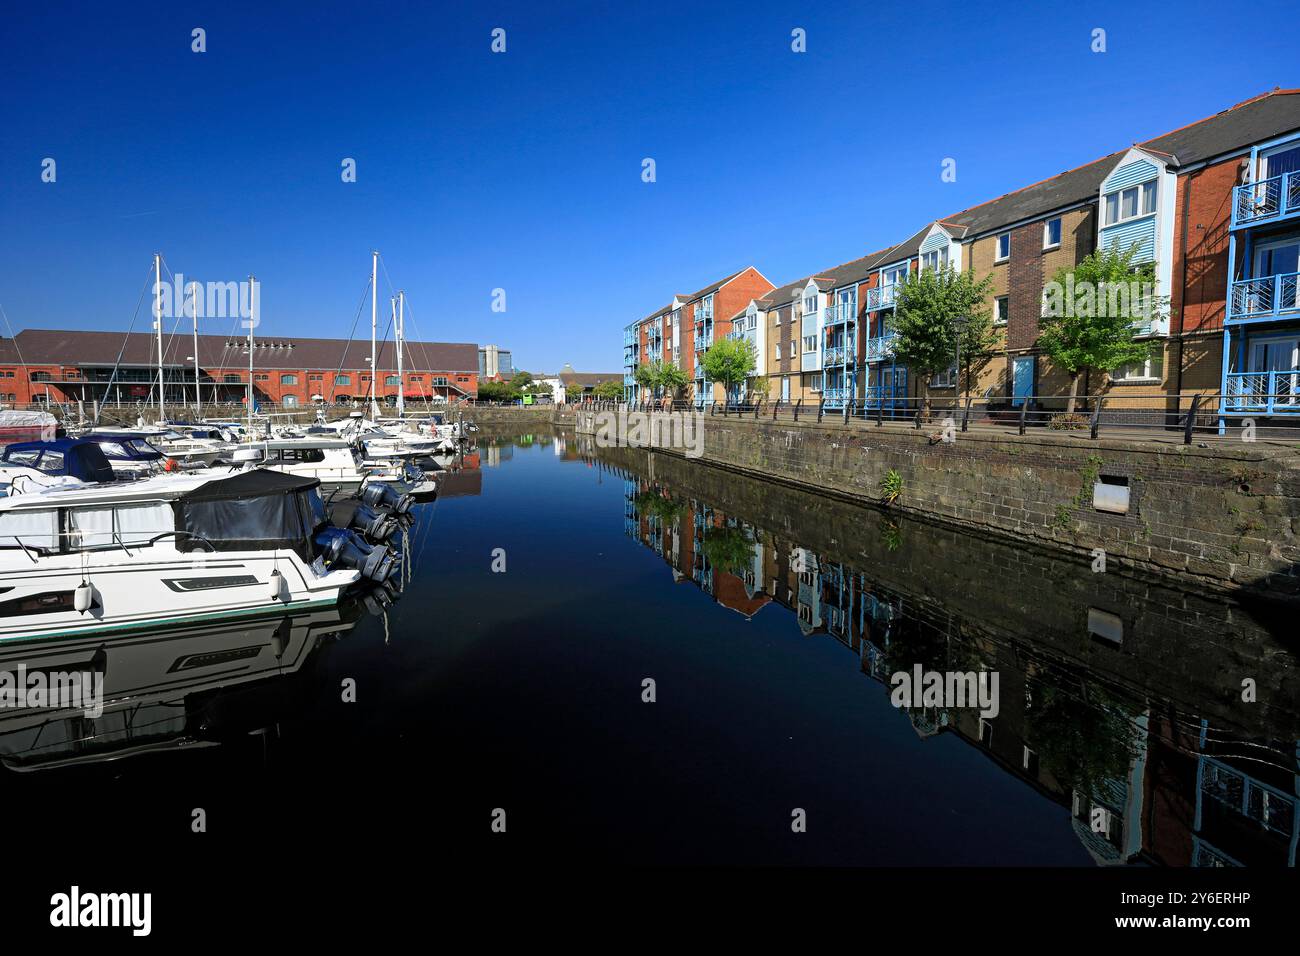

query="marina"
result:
[2,428,1295,868]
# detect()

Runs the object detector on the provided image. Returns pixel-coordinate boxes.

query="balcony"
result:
[823,345,847,366]
[864,285,897,312]
[821,386,846,407]
[864,333,898,362]
[1225,370,1300,415]
[863,384,904,408]
[694,333,712,352]
[823,303,854,327]
[1228,271,1300,322]
[1231,171,1300,229]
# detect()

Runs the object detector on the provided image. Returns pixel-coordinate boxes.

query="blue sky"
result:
[1,0,1297,373]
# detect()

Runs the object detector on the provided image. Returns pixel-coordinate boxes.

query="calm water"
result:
[4,431,1298,868]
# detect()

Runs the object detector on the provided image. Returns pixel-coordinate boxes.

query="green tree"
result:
[592,380,622,401]
[477,380,515,403]
[1039,244,1167,413]
[633,361,660,395]
[700,337,757,402]
[893,265,995,417]
[701,523,756,575]
[658,361,689,399]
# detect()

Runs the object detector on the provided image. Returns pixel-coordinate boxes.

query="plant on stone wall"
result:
[879,468,903,505]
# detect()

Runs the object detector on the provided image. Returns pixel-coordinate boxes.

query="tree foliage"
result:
[1038,244,1166,411]
[893,265,996,409]
[592,380,622,400]
[700,337,757,392]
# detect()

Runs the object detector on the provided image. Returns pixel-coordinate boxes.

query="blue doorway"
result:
[1012,357,1035,407]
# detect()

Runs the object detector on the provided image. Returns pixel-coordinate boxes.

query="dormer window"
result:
[1103,181,1157,226]
[921,247,948,272]
[995,233,1011,262]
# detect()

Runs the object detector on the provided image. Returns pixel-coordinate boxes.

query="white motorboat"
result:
[251,437,370,493]
[0,467,373,641]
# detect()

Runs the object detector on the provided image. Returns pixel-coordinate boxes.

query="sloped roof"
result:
[944,89,1300,237]
[1,329,479,372]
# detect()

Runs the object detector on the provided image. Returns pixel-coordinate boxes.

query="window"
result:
[803,336,816,353]
[1043,217,1062,249]
[281,374,298,385]
[995,233,1010,262]
[282,395,300,407]
[775,343,781,360]
[1111,351,1164,383]
[930,363,958,388]
[1103,180,1157,226]
[223,374,241,383]
[809,373,822,392]
[994,296,1009,325]
[803,291,817,315]
[921,247,948,272]
[385,375,400,386]
[335,374,351,385]
[432,376,448,386]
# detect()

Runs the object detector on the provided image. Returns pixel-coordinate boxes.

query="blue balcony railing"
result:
[863,384,903,408]
[1228,271,1300,321]
[821,386,846,406]
[823,345,847,366]
[864,333,898,362]
[1231,171,1300,228]
[865,285,897,312]
[1225,370,1300,414]
[823,303,853,326]
[694,333,712,352]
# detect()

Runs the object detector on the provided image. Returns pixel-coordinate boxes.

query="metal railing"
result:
[1232,170,1300,227]
[1229,271,1300,320]
[1225,370,1300,413]
[864,333,898,362]
[864,285,897,312]
[587,388,1300,442]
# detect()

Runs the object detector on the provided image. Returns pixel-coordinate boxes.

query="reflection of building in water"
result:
[619,473,1300,867]
[432,446,482,497]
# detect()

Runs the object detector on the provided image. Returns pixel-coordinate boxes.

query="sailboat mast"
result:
[370,250,379,418]
[153,253,164,423]
[247,274,256,435]
[191,281,201,415]
[397,290,405,417]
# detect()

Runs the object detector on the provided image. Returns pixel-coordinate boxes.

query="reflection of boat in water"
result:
[0,587,401,773]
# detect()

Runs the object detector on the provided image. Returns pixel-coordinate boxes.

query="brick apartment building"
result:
[0,329,479,409]
[623,90,1300,421]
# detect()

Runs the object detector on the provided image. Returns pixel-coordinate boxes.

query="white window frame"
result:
[803,292,817,316]
[994,296,1009,326]
[921,247,948,273]
[995,232,1011,262]
[1043,217,1062,249]
[802,336,816,354]
[1111,350,1164,383]
[1103,180,1158,226]
[809,373,823,392]
[930,363,958,388]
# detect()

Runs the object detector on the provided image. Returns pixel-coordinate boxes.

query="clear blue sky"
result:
[1,1,1296,373]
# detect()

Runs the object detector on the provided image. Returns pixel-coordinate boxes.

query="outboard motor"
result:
[314,527,396,583]
[348,502,397,542]
[360,481,413,516]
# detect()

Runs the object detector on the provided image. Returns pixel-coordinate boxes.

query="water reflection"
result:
[602,440,1300,868]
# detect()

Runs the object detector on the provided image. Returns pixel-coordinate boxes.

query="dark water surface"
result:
[5,431,1298,868]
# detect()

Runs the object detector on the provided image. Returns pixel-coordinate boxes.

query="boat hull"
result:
[0,549,358,641]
